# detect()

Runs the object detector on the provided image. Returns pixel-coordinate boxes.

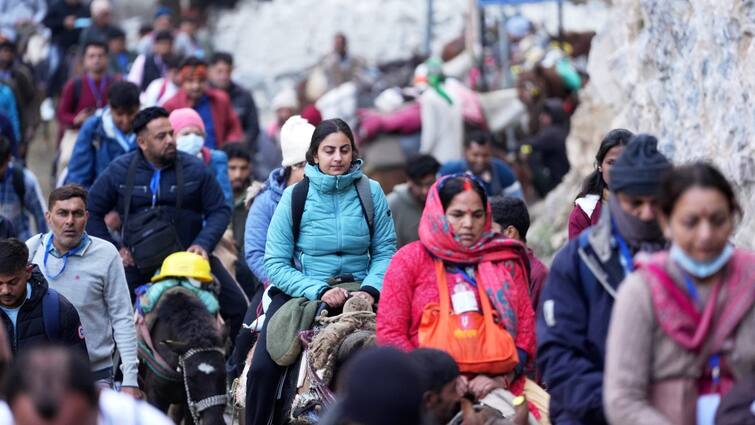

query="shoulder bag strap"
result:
[433,260,451,340]
[120,154,140,244]
[175,154,183,210]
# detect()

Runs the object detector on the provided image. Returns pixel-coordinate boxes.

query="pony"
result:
[139,288,228,425]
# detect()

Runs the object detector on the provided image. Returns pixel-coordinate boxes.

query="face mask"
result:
[670,243,734,279]
[176,133,204,156]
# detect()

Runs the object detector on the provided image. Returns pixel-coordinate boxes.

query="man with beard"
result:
[85,107,246,343]
[85,107,229,293]
[537,134,672,425]
[439,130,523,199]
[409,349,462,425]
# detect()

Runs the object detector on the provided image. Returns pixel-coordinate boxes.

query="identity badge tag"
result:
[696,394,721,425]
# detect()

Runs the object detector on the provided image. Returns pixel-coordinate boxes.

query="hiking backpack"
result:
[290,176,374,244]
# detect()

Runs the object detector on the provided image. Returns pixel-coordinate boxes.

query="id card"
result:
[696,394,721,425]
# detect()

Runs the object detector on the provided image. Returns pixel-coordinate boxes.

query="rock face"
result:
[529,0,755,258]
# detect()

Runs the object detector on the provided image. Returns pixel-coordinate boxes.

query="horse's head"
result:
[164,341,228,425]
[152,289,228,425]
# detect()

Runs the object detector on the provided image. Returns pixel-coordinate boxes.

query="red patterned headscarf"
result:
[418,174,531,339]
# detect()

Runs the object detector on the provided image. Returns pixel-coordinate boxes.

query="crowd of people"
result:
[0,2,753,425]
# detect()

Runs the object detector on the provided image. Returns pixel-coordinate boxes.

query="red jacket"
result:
[527,249,548,312]
[568,197,603,240]
[163,87,243,147]
[57,74,115,130]
[376,241,536,363]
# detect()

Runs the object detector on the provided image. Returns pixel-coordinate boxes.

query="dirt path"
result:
[27,121,57,198]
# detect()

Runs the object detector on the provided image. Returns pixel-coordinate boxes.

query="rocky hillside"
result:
[529,0,755,258]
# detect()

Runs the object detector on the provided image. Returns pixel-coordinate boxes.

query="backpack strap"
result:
[42,288,61,341]
[11,165,25,211]
[290,176,310,245]
[354,177,374,237]
[72,77,83,112]
[291,176,375,244]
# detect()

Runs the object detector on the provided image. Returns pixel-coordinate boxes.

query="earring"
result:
[598,167,602,172]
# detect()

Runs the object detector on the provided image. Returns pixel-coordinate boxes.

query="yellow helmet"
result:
[151,252,213,283]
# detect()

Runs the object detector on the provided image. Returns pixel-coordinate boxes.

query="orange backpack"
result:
[418,260,519,375]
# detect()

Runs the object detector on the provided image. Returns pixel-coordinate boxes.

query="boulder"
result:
[530,0,755,259]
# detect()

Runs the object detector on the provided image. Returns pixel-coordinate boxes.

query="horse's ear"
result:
[162,339,190,353]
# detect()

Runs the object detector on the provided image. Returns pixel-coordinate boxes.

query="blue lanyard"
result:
[454,266,478,288]
[149,169,161,207]
[611,220,635,275]
[43,234,88,280]
[682,273,721,387]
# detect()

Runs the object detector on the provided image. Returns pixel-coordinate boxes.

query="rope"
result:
[137,341,182,382]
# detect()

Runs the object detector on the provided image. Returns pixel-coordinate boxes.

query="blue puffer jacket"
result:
[201,148,233,207]
[244,167,286,283]
[66,111,136,188]
[264,161,396,301]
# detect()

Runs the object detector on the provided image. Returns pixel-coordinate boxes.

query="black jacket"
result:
[0,266,87,356]
[225,81,260,150]
[43,1,89,51]
[86,149,231,253]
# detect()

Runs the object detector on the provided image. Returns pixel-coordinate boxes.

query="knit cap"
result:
[168,108,205,135]
[280,115,314,167]
[609,134,672,196]
[340,347,423,425]
[272,88,299,111]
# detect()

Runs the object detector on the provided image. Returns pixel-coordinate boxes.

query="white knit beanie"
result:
[280,115,314,167]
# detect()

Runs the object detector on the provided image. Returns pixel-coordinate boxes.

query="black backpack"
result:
[290,176,374,244]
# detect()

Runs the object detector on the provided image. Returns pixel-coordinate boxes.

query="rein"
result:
[136,316,182,382]
[179,347,228,425]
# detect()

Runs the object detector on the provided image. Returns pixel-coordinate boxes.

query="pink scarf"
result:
[418,175,530,337]
[640,249,755,353]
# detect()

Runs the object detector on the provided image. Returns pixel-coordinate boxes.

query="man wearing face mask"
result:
[536,134,672,425]
[168,107,232,206]
[86,106,247,346]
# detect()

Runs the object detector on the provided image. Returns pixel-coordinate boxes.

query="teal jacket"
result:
[264,161,396,301]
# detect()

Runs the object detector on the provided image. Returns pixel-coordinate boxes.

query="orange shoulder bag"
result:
[418,260,519,375]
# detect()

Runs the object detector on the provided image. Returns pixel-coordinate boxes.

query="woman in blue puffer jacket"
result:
[245,118,397,424]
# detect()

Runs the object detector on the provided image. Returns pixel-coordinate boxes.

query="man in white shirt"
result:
[26,184,140,397]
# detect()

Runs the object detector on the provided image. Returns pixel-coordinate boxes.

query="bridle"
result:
[178,347,228,425]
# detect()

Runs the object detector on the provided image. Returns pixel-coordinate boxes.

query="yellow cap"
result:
[151,252,213,283]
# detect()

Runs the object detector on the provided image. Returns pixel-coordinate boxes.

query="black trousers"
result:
[227,283,266,379]
[245,289,291,425]
[126,255,249,350]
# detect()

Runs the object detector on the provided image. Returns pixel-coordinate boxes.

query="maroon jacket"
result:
[568,197,603,240]
[527,248,548,311]
[163,88,243,148]
[57,74,115,130]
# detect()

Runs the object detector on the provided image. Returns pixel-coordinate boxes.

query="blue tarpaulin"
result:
[478,0,557,5]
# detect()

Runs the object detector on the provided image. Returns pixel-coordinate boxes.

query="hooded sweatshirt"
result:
[386,183,423,249]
